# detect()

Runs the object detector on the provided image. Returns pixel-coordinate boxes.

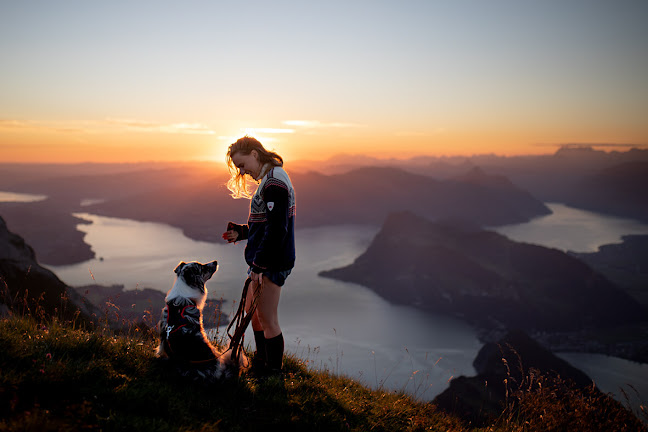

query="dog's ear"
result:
[174,262,186,275]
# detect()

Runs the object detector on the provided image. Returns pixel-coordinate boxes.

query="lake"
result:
[39,203,648,407]
[0,191,47,203]
[492,202,648,253]
[47,215,480,401]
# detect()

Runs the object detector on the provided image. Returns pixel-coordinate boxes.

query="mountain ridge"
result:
[320,211,647,336]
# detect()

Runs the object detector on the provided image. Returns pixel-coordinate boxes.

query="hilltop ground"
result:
[0,309,645,432]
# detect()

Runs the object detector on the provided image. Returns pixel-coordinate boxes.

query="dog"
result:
[156,260,248,381]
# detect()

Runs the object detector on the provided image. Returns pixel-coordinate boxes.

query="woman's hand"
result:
[222,221,242,243]
[222,230,239,243]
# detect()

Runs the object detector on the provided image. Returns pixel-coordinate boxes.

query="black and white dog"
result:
[157,260,248,381]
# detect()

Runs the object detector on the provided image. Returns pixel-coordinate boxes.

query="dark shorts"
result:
[248,268,292,287]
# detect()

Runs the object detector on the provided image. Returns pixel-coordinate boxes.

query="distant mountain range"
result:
[1,146,646,267]
[565,161,648,222]
[1,162,550,265]
[293,166,550,227]
[81,164,549,240]
[320,211,646,333]
[292,146,648,222]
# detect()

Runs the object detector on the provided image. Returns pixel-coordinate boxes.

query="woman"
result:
[222,136,296,376]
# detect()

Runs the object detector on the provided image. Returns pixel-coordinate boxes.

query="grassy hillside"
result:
[0,308,645,431]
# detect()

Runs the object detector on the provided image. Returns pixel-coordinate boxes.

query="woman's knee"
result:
[256,308,279,329]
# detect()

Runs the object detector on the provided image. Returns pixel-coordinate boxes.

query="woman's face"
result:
[231,150,262,180]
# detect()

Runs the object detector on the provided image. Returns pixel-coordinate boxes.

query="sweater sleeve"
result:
[251,181,290,271]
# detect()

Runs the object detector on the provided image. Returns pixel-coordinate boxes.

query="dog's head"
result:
[173,260,218,294]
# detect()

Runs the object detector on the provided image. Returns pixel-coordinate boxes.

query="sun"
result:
[201,126,295,163]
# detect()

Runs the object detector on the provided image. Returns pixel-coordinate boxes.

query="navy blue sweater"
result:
[232,166,296,273]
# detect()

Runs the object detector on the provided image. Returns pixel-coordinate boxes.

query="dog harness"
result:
[161,299,219,364]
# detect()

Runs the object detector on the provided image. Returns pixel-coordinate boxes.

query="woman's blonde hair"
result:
[226,136,284,199]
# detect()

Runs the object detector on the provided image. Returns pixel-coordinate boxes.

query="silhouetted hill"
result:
[81,166,550,243]
[2,148,646,267]
[87,176,248,243]
[0,201,94,265]
[320,211,646,333]
[565,161,648,222]
[295,166,550,227]
[3,315,644,431]
[434,330,599,426]
[0,162,221,206]
[0,163,240,257]
[0,216,93,322]
[0,216,190,329]
[570,235,648,307]
[4,160,547,265]
[470,147,648,222]
[291,146,648,222]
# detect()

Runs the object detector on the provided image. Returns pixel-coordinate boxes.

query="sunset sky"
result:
[1,1,647,163]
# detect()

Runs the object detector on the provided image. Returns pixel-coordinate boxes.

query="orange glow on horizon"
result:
[1,120,645,164]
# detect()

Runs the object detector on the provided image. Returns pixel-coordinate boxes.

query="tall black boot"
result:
[265,333,284,374]
[252,330,267,372]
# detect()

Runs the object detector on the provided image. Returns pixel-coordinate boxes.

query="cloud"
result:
[104,118,214,135]
[0,120,31,130]
[163,123,215,135]
[0,119,89,134]
[1,118,216,135]
[216,134,278,143]
[283,120,367,129]
[393,128,446,137]
[254,128,294,134]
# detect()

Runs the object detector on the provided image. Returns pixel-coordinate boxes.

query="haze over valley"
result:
[2,146,648,407]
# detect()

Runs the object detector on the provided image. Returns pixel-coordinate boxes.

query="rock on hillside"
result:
[0,215,93,322]
[320,211,646,332]
[434,330,596,426]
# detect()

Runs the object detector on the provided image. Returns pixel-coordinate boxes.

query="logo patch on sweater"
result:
[267,202,275,211]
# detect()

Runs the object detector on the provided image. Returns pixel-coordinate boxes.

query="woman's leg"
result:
[255,276,282,338]
[246,280,264,332]
[253,276,284,372]
[245,280,266,366]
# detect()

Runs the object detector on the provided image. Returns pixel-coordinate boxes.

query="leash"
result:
[226,276,263,364]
